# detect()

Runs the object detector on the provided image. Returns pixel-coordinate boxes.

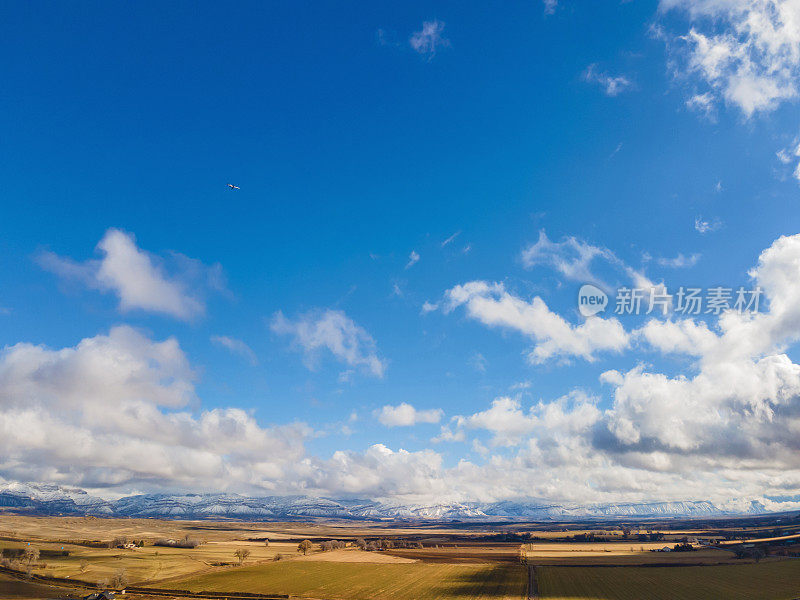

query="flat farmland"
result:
[0,538,298,585]
[525,542,738,566]
[161,561,528,600]
[538,559,800,600]
[387,544,521,563]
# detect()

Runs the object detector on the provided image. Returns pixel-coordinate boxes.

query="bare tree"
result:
[233,548,251,565]
[264,538,270,547]
[79,560,89,573]
[297,540,313,555]
[22,547,39,568]
[110,569,128,589]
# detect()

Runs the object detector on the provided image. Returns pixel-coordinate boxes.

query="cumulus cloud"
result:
[582,64,634,96]
[660,0,800,117]
[0,326,308,492]
[409,20,450,59]
[0,327,450,502]
[312,444,450,502]
[37,228,224,320]
[444,280,630,363]
[599,233,800,488]
[376,403,444,427]
[211,336,258,365]
[271,309,387,378]
[14,234,800,509]
[444,393,601,448]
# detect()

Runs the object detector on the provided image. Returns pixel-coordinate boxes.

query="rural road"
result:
[527,565,538,600]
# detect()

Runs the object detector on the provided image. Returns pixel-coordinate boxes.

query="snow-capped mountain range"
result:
[0,482,772,521]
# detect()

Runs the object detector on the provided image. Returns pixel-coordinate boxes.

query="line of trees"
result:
[154,535,200,549]
[354,538,423,551]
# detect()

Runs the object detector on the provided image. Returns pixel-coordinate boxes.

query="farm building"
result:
[83,591,115,600]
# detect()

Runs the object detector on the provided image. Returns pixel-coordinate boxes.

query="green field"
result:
[538,559,800,600]
[163,561,527,600]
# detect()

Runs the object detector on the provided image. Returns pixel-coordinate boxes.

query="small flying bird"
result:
[227,183,240,190]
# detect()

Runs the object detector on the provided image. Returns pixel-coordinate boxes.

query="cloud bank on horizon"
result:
[2,229,800,512]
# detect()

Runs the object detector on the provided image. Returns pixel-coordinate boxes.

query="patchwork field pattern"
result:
[538,560,800,600]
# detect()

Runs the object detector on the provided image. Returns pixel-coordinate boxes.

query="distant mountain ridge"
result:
[0,482,770,521]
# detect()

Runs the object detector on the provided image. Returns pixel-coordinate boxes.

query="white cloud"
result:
[15,233,800,509]
[657,252,701,268]
[271,309,387,378]
[543,0,558,15]
[660,0,800,116]
[777,137,800,183]
[211,335,258,365]
[470,352,487,373]
[376,403,444,427]
[405,250,420,269]
[583,64,634,96]
[409,20,450,59]
[421,301,439,314]
[694,216,722,233]
[313,444,450,502]
[37,228,223,320]
[520,230,652,289]
[601,232,800,477]
[449,393,602,448]
[0,326,309,492]
[686,91,717,118]
[444,280,630,363]
[441,231,461,247]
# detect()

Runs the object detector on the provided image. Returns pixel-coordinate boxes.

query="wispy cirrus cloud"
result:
[582,64,633,96]
[520,230,652,289]
[777,136,800,183]
[406,250,420,269]
[694,216,722,233]
[211,335,258,365]
[657,252,701,268]
[271,309,387,378]
[441,231,461,247]
[409,20,450,60]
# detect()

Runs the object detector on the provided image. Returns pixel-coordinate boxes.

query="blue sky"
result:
[3,0,800,507]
